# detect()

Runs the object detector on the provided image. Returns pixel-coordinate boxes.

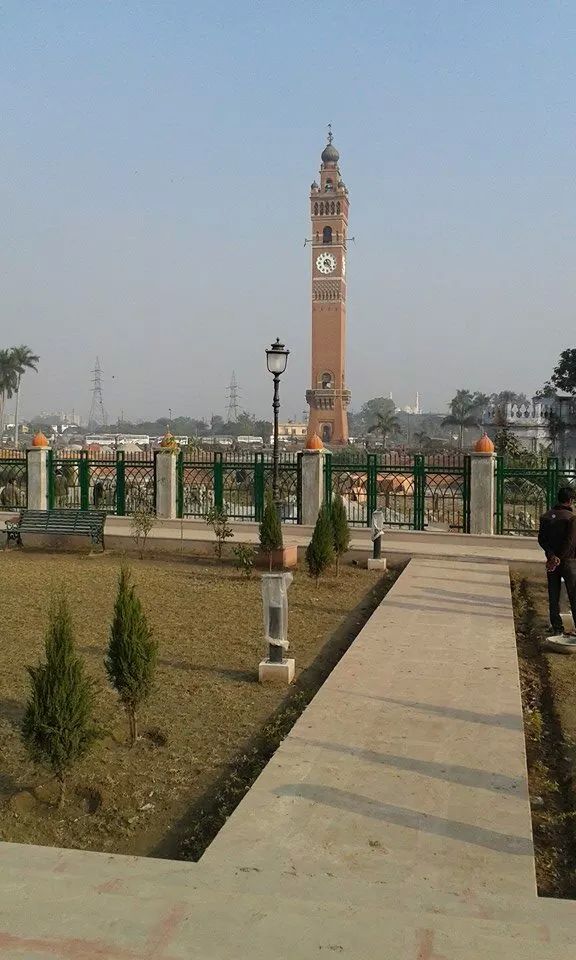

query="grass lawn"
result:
[0,550,398,858]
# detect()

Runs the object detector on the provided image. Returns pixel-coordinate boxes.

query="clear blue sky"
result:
[2,0,575,422]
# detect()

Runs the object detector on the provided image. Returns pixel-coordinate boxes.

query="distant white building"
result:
[482,396,576,454]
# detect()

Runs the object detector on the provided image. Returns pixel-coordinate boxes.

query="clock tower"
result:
[306,129,351,444]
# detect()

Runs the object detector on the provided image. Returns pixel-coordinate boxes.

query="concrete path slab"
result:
[204,559,536,899]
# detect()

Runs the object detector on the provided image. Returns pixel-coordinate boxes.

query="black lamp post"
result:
[265,338,290,516]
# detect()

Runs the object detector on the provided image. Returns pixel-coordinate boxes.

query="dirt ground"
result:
[0,549,399,858]
[511,562,576,897]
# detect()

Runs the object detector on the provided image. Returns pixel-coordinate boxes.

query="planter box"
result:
[256,544,298,571]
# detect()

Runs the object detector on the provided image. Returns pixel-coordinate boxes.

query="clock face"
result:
[316,252,336,274]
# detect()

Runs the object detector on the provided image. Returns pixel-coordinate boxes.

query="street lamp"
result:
[265,338,290,515]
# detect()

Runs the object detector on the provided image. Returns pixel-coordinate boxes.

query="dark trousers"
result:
[547,560,576,631]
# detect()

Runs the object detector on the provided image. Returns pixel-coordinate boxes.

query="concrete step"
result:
[1,866,575,959]
[2,848,575,951]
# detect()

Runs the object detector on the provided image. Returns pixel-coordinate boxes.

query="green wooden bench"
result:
[5,510,107,551]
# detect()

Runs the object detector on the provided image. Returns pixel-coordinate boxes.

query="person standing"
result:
[538,486,576,635]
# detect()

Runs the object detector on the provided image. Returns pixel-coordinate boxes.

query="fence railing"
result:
[47,450,155,514]
[0,452,27,509]
[177,451,301,523]
[324,453,470,531]
[494,456,576,535]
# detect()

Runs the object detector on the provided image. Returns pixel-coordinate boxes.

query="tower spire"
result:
[327,123,333,144]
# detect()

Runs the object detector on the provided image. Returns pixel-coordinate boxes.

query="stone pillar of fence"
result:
[155,448,177,519]
[27,444,49,510]
[470,434,496,536]
[300,441,326,526]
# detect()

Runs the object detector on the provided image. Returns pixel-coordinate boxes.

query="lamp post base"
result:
[259,658,295,684]
[367,557,387,571]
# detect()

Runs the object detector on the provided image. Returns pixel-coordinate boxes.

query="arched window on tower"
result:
[321,372,334,389]
[323,226,332,244]
[336,201,341,214]
[325,179,333,191]
[314,202,318,215]
[330,201,335,214]
[319,202,324,215]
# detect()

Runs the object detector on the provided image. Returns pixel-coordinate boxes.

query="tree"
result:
[490,390,527,407]
[412,431,431,452]
[470,392,490,412]
[22,592,98,806]
[330,495,350,576]
[105,567,158,746]
[11,345,39,446]
[206,507,234,560]
[360,397,396,433]
[0,349,17,437]
[306,503,334,584]
[368,410,400,448]
[259,496,283,570]
[547,410,567,457]
[535,383,557,400]
[494,427,522,459]
[130,507,156,559]
[550,348,576,395]
[442,389,481,450]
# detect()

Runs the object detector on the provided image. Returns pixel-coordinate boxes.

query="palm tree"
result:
[0,349,18,438]
[368,410,400,448]
[11,346,40,447]
[442,389,479,450]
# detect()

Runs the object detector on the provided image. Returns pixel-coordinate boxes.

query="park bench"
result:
[4,509,107,551]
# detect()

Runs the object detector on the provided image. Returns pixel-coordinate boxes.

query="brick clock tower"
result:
[306,129,351,444]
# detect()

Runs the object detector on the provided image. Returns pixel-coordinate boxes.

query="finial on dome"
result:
[321,124,340,164]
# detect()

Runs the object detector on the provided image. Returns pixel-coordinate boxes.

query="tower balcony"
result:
[306,387,351,410]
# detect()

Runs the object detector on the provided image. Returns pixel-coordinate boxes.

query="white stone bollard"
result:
[155,450,177,519]
[470,451,496,536]
[299,449,325,526]
[27,447,49,510]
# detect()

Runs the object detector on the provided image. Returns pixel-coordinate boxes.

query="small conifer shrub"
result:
[330,494,350,576]
[306,503,334,584]
[259,495,283,571]
[105,567,158,746]
[22,592,98,806]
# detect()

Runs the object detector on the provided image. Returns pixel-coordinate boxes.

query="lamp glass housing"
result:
[266,338,289,375]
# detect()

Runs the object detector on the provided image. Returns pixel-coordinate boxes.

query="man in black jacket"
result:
[538,486,576,634]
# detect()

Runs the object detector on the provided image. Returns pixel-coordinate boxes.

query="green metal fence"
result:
[48,450,155,514]
[324,453,470,531]
[495,456,564,535]
[177,451,301,523]
[0,454,27,509]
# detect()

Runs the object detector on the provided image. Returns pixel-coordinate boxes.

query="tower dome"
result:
[321,141,339,164]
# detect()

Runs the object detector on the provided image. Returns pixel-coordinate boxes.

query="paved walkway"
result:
[0,558,574,958]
